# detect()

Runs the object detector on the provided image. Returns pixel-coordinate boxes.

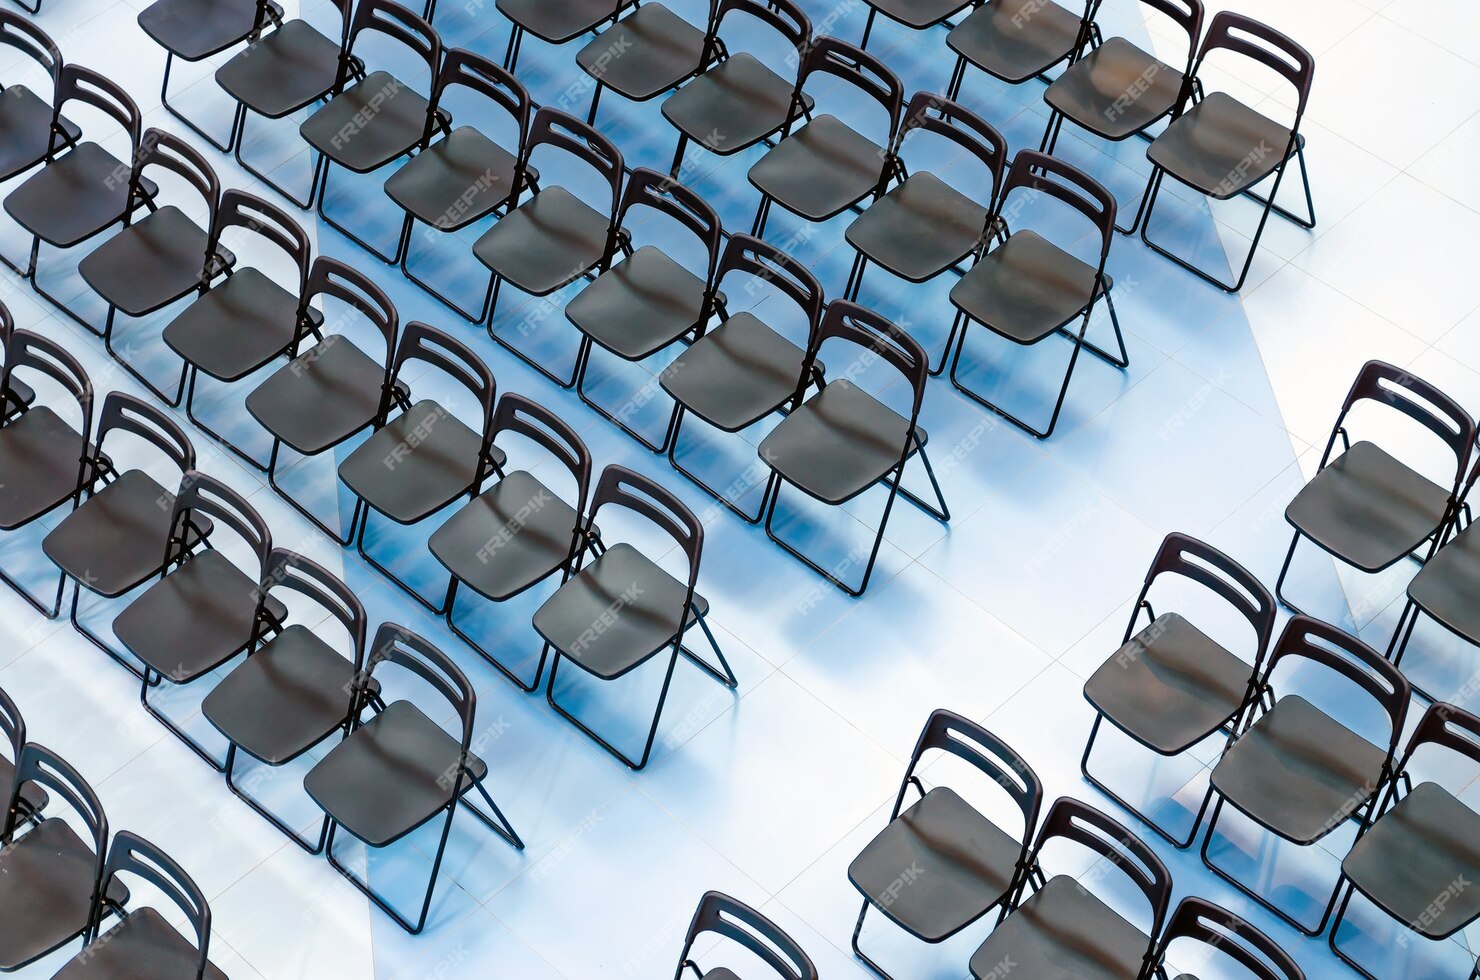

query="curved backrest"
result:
[716,234,824,343]
[1159,897,1303,980]
[1335,360,1475,491]
[0,685,23,773]
[168,471,273,573]
[1141,532,1276,658]
[52,64,142,156]
[2,328,94,449]
[816,300,928,418]
[678,891,818,980]
[344,0,441,84]
[301,256,400,366]
[92,832,212,978]
[793,35,902,136]
[362,623,476,750]
[428,48,531,147]
[491,393,592,516]
[1196,11,1314,114]
[1140,0,1202,68]
[4,743,107,858]
[96,391,195,475]
[618,168,723,291]
[588,464,703,591]
[258,548,367,657]
[1267,615,1411,749]
[891,91,1007,213]
[392,320,496,424]
[713,0,809,58]
[0,11,63,90]
[131,128,221,219]
[1000,149,1117,257]
[907,710,1042,834]
[1396,701,1480,779]
[215,190,313,299]
[521,107,625,221]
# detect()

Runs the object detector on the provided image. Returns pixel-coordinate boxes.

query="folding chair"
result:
[0,685,49,823]
[1277,360,1475,617]
[305,623,523,934]
[758,300,948,596]
[577,0,718,126]
[533,464,736,770]
[661,233,824,523]
[849,711,1042,979]
[748,36,902,239]
[386,48,533,321]
[968,797,1171,980]
[473,107,625,386]
[1132,12,1315,292]
[1154,897,1304,980]
[674,891,819,980]
[1202,615,1410,936]
[946,0,1102,97]
[569,167,723,452]
[338,321,502,612]
[1331,701,1480,980]
[1081,532,1276,848]
[0,13,76,187]
[245,256,403,544]
[430,393,591,692]
[496,0,632,73]
[947,149,1125,439]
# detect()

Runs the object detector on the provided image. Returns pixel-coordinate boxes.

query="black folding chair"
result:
[339,321,502,612]
[660,0,812,178]
[473,107,625,386]
[674,891,819,980]
[578,0,718,125]
[305,623,523,934]
[496,0,632,73]
[163,190,316,470]
[748,35,902,239]
[1202,615,1410,936]
[0,328,98,617]
[758,300,947,596]
[857,0,971,49]
[245,256,403,544]
[533,464,736,770]
[431,393,592,692]
[203,549,369,854]
[79,128,234,405]
[1154,897,1304,980]
[1277,360,1475,617]
[54,831,225,979]
[849,711,1042,979]
[386,48,533,321]
[1331,701,1480,980]
[1081,532,1276,848]
[1131,12,1315,292]
[947,149,1125,439]
[946,0,1102,97]
[0,13,77,189]
[3,65,150,332]
[569,167,723,452]
[42,393,207,683]
[968,797,1171,980]
[113,472,279,772]
[0,685,49,824]
[217,0,354,208]
[662,233,824,523]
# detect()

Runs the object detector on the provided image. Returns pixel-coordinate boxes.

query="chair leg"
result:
[317,160,413,264]
[949,306,1090,440]
[354,504,452,615]
[669,132,689,179]
[160,50,236,153]
[850,898,901,980]
[546,645,682,771]
[844,252,867,301]
[666,408,773,525]
[503,23,524,71]
[235,107,322,210]
[182,366,271,471]
[877,436,950,523]
[763,470,897,597]
[101,305,189,407]
[324,806,447,935]
[575,339,682,454]
[444,580,549,693]
[0,554,68,619]
[586,80,604,126]
[69,582,153,684]
[223,743,331,854]
[400,219,495,323]
[460,778,524,851]
[1272,528,1313,616]
[29,237,107,336]
[750,195,772,238]
[266,439,362,546]
[1080,714,1212,849]
[929,307,966,377]
[486,279,584,389]
[140,666,228,772]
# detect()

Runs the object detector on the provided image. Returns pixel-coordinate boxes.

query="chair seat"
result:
[0,819,104,970]
[216,19,341,119]
[849,786,1021,942]
[304,699,487,848]
[53,906,228,980]
[43,470,202,599]
[968,874,1150,980]
[245,334,388,456]
[577,3,708,101]
[1210,695,1386,845]
[162,268,304,381]
[1409,521,1480,643]
[1285,440,1452,573]
[1342,782,1480,940]
[203,624,359,765]
[78,206,212,318]
[5,142,133,248]
[384,126,520,231]
[1083,612,1253,756]
[533,542,708,680]
[113,550,281,684]
[868,0,970,29]
[1045,38,1184,141]
[662,53,805,155]
[950,230,1108,344]
[497,0,623,43]
[1147,92,1294,199]
[339,399,504,525]
[947,0,1087,84]
[749,114,886,222]
[660,311,807,432]
[472,186,613,296]
[566,245,708,360]
[429,470,580,602]
[301,71,430,173]
[760,380,924,506]
[0,406,91,530]
[138,0,262,60]
[0,86,62,182]
[847,172,990,283]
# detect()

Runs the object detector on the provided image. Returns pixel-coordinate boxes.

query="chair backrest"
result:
[96,391,196,476]
[711,0,810,65]
[1158,897,1303,980]
[215,190,313,302]
[342,0,442,89]
[90,831,212,979]
[1139,0,1202,74]
[0,685,24,782]
[0,11,63,93]
[1138,532,1276,663]
[677,891,818,980]
[166,470,273,576]
[299,256,400,375]
[1331,360,1476,498]
[520,107,625,229]
[491,393,593,519]
[1194,12,1314,117]
[359,623,477,766]
[587,464,704,595]
[256,548,367,660]
[391,321,498,459]
[1395,701,1480,786]
[1,328,94,458]
[815,300,928,422]
[887,91,1007,216]
[789,35,902,142]
[617,168,724,309]
[998,149,1117,259]
[126,129,223,275]
[3,743,107,863]
[905,710,1042,841]
[50,64,142,159]
[426,47,531,150]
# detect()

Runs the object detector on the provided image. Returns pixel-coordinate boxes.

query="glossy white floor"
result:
[1,0,1478,976]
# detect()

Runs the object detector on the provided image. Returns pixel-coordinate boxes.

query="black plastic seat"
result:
[946,0,1097,88]
[301,70,431,174]
[862,0,968,32]
[676,891,819,980]
[305,624,523,934]
[577,0,714,125]
[968,798,1171,980]
[849,712,1041,977]
[496,0,632,71]
[0,14,76,185]
[1153,898,1304,980]
[1203,616,1410,936]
